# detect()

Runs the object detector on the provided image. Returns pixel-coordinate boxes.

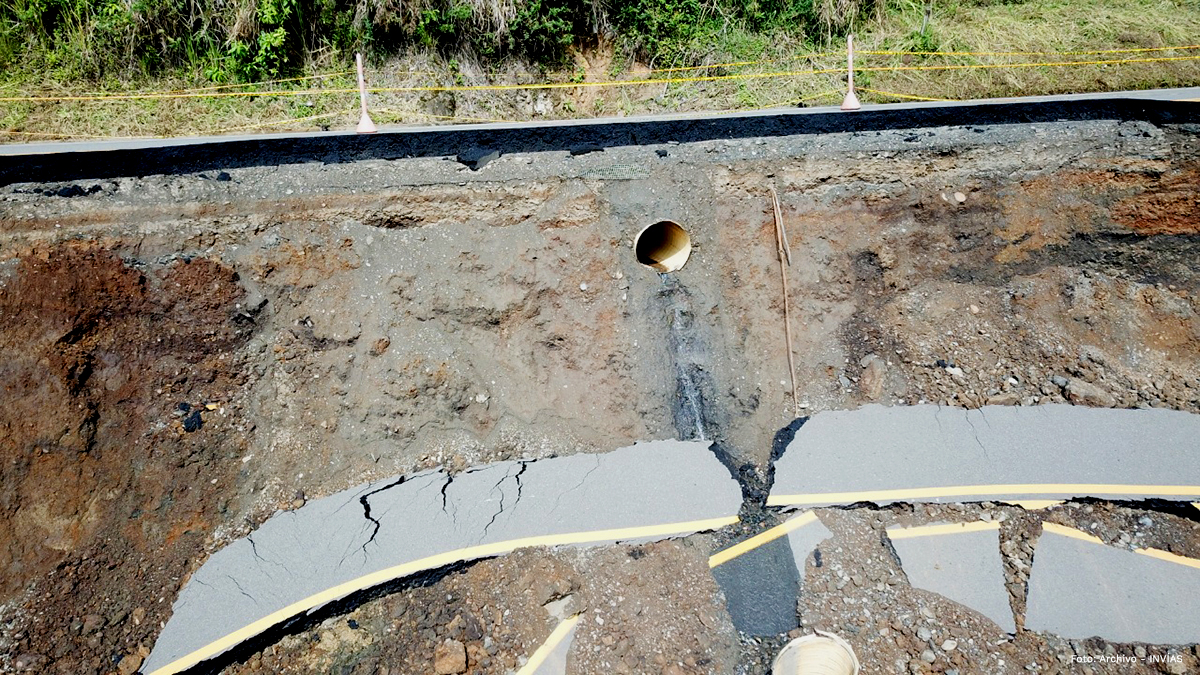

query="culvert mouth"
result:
[635,220,692,272]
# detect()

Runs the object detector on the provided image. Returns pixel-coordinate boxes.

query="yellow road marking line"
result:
[709,511,819,568]
[516,614,582,675]
[767,484,1200,507]
[1041,522,1200,570]
[886,520,999,540]
[1004,500,1064,510]
[1193,502,1200,513]
[1041,521,1105,544]
[1137,548,1200,571]
[145,515,737,675]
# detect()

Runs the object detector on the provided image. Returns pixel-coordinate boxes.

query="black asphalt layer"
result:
[710,537,801,636]
[2,90,1198,186]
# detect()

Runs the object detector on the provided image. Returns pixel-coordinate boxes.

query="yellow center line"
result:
[1042,521,1105,544]
[1004,500,1064,510]
[516,614,582,675]
[767,484,1200,507]
[709,511,819,568]
[1137,548,1200,571]
[145,515,738,675]
[886,520,999,540]
[1041,522,1200,570]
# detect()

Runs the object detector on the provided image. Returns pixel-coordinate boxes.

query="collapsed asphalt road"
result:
[3,93,1200,675]
[144,441,742,674]
[145,405,1200,675]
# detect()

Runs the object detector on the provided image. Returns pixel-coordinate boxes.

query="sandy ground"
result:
[0,109,1198,674]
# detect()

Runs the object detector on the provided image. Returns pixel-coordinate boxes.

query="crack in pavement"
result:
[514,460,528,505]
[246,534,291,579]
[145,440,749,675]
[978,405,993,430]
[440,472,458,525]
[357,475,409,554]
[964,409,990,460]
[227,575,260,607]
[549,453,601,517]
[479,461,529,543]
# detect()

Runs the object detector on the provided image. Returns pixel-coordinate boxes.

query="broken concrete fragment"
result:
[456,148,500,171]
[886,521,1016,633]
[144,440,741,675]
[1025,524,1200,644]
[769,405,1200,507]
[710,536,801,635]
[859,354,887,400]
[708,512,828,635]
[524,616,581,675]
[785,515,833,583]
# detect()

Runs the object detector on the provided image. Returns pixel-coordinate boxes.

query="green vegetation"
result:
[2,0,1199,139]
[0,0,871,82]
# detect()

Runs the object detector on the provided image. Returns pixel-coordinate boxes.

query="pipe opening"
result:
[635,220,692,272]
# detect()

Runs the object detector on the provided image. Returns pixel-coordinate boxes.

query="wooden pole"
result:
[841,35,861,111]
[356,53,377,133]
[770,186,800,413]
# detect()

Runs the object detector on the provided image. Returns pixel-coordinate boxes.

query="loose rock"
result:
[434,639,468,674]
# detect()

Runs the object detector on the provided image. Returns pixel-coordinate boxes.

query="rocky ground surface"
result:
[788,503,1200,675]
[0,110,1198,674]
[221,541,736,675]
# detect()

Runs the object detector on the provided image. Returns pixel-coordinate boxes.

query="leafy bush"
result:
[611,0,841,67]
[0,0,864,83]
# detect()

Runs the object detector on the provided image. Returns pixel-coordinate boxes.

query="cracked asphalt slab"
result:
[1024,523,1200,645]
[709,537,801,636]
[886,521,1017,633]
[769,404,1200,507]
[143,440,741,675]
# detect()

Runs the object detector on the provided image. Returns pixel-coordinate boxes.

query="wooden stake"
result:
[356,53,377,133]
[841,35,861,111]
[770,186,800,414]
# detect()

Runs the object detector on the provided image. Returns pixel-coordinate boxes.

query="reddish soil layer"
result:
[0,245,254,674]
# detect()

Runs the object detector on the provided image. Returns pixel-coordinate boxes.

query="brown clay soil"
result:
[0,112,1198,674]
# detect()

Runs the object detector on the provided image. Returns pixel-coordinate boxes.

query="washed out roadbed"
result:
[1,102,1199,674]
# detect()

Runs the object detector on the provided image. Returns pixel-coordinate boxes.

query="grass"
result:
[857,0,1200,100]
[2,0,1199,142]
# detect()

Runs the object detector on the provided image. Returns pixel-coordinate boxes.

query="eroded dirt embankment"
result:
[0,247,254,673]
[0,111,1198,674]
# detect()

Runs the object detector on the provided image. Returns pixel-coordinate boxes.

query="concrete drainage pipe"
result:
[635,220,692,272]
